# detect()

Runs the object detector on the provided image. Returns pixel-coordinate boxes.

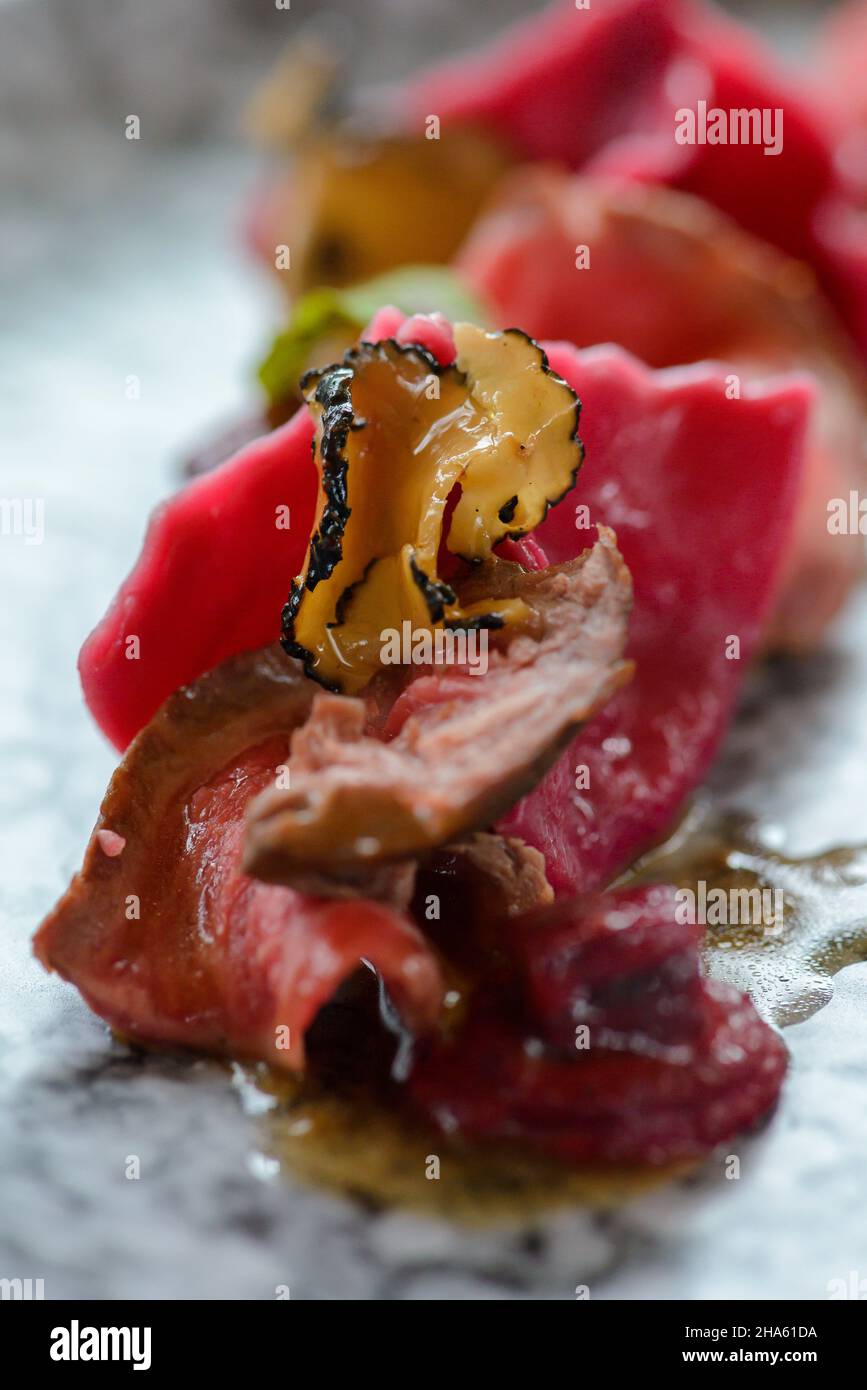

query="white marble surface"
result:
[2,0,865,1301]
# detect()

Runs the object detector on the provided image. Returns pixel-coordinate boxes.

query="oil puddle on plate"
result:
[622,806,867,1026]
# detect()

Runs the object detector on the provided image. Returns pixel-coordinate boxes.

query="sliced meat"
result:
[35,647,444,1071]
[408,885,788,1165]
[398,0,680,171]
[402,0,867,356]
[496,342,810,895]
[456,171,867,652]
[79,409,318,752]
[243,530,632,887]
[516,888,707,1053]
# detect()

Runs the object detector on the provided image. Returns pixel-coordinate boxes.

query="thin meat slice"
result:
[402,0,867,356]
[411,981,786,1165]
[408,886,788,1165]
[243,532,633,887]
[399,0,680,171]
[497,343,810,895]
[517,889,707,1051]
[456,171,867,651]
[35,647,444,1071]
[79,408,317,751]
